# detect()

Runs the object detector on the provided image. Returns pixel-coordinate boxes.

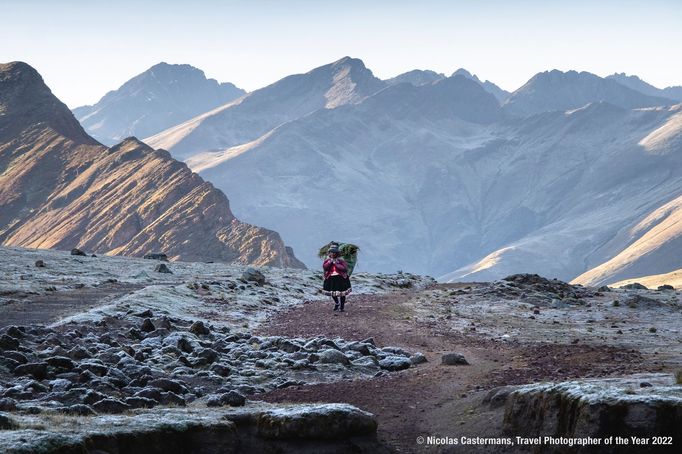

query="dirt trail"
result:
[0,282,143,328]
[255,286,647,453]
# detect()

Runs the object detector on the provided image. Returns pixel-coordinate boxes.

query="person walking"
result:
[322,244,352,312]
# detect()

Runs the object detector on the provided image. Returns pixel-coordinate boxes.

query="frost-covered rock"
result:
[92,398,131,414]
[242,268,266,286]
[504,374,682,441]
[378,356,411,371]
[154,263,172,274]
[316,349,350,365]
[189,320,210,336]
[0,403,385,453]
[13,362,48,380]
[255,403,378,440]
[0,398,17,411]
[0,335,20,351]
[441,352,469,365]
[409,353,428,365]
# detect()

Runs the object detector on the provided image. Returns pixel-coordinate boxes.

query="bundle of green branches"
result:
[318,242,360,276]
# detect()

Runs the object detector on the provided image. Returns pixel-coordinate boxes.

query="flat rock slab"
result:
[0,402,384,454]
[504,373,682,444]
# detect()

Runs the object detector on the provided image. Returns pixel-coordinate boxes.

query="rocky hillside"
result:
[0,61,302,268]
[144,56,387,159]
[73,62,245,145]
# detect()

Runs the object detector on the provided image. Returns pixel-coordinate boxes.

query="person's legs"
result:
[332,295,339,311]
[339,295,346,311]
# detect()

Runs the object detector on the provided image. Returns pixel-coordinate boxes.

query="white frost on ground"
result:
[0,245,434,330]
[0,401,376,452]
[512,373,682,405]
[411,283,682,367]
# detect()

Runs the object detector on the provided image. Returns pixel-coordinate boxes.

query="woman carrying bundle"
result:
[322,244,352,313]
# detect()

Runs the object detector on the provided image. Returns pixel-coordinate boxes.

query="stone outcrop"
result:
[0,404,388,453]
[503,374,682,452]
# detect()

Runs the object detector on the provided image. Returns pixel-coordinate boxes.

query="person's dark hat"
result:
[329,245,340,254]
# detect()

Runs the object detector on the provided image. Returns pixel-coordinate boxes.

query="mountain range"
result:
[606,73,682,102]
[386,68,509,103]
[7,56,682,286]
[501,70,675,117]
[145,57,386,159]
[130,57,682,285]
[0,61,302,268]
[73,62,245,146]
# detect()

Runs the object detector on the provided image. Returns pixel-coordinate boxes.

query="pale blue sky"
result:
[2,0,681,107]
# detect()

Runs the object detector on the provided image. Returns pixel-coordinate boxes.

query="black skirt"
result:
[323,274,352,296]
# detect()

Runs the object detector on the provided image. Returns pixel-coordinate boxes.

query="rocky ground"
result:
[0,246,432,452]
[258,275,681,453]
[1,248,680,453]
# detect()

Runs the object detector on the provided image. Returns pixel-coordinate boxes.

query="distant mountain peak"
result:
[72,63,245,145]
[504,69,675,116]
[300,57,385,108]
[331,56,365,67]
[145,57,386,158]
[385,69,445,87]
[610,71,643,81]
[607,72,682,102]
[533,69,590,81]
[452,68,475,79]
[449,68,509,103]
[150,61,178,69]
[370,72,502,124]
[146,62,207,77]
[324,56,375,80]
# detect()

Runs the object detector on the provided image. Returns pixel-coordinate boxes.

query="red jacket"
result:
[323,258,349,279]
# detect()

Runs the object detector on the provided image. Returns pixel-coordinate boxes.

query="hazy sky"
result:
[2,0,681,107]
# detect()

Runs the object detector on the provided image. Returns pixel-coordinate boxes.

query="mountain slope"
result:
[440,103,682,282]
[189,77,682,280]
[503,70,675,117]
[570,144,682,287]
[144,57,386,159]
[610,268,682,289]
[73,62,245,145]
[187,75,505,272]
[0,61,303,268]
[607,73,682,102]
